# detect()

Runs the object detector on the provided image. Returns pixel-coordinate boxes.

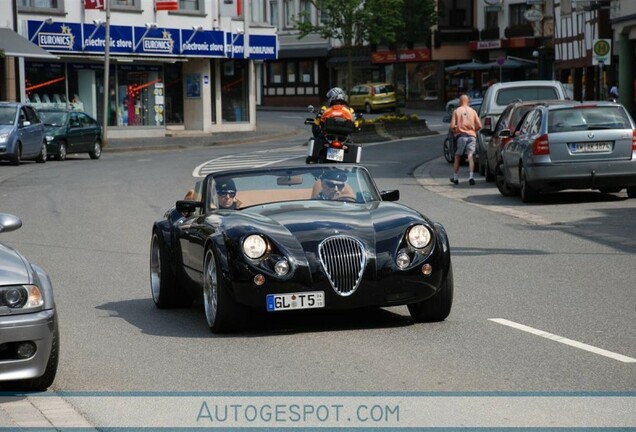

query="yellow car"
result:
[348,82,397,113]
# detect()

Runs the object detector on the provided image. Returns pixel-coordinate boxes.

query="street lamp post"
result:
[101,0,111,147]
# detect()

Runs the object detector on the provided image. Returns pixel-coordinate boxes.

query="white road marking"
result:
[489,318,636,363]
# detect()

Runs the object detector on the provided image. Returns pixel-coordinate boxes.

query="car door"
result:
[78,113,97,151]
[19,106,40,157]
[66,112,85,151]
[503,109,537,185]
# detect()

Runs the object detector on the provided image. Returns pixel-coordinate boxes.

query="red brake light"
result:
[332,140,343,149]
[632,130,636,151]
[484,117,492,130]
[532,134,550,155]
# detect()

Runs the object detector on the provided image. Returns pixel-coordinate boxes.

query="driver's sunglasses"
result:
[217,190,236,198]
[325,181,345,190]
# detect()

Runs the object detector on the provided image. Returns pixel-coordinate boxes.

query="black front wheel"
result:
[408,263,454,322]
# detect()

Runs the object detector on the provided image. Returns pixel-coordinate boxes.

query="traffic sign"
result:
[592,38,611,65]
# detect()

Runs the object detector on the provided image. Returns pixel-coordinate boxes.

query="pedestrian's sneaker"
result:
[469,178,476,185]
[450,177,458,185]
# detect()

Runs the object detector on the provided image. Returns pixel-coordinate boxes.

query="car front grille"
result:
[318,235,367,296]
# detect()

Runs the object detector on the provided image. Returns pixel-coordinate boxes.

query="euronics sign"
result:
[27,20,276,59]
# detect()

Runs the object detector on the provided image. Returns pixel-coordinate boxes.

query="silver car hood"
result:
[0,243,31,285]
[0,124,15,134]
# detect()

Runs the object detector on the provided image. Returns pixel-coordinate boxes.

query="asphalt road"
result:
[0,110,634,428]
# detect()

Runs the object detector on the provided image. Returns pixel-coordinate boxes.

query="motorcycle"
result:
[305,105,363,164]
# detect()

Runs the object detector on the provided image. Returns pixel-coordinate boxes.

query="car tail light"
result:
[632,130,636,151]
[532,134,550,155]
[484,117,492,130]
[370,86,375,96]
[332,140,343,149]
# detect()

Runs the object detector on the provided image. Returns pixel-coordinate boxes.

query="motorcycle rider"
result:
[320,87,355,123]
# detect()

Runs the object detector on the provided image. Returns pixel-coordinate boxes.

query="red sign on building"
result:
[371,48,431,64]
[155,0,179,11]
[84,0,104,10]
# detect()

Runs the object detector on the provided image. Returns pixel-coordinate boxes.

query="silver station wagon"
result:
[499,101,636,202]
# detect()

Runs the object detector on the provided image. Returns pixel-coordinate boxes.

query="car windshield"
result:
[0,106,17,125]
[207,166,381,209]
[548,106,632,133]
[495,87,559,106]
[39,111,69,127]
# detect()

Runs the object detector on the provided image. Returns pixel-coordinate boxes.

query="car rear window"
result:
[495,87,559,106]
[374,84,394,94]
[548,106,632,133]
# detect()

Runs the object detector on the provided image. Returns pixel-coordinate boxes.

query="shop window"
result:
[268,61,283,85]
[299,61,313,84]
[18,0,64,13]
[24,61,67,110]
[221,60,248,123]
[165,63,184,124]
[286,63,296,84]
[407,62,439,101]
[116,65,164,127]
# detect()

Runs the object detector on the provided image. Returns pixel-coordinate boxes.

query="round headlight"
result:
[243,234,267,259]
[45,135,54,142]
[396,252,410,269]
[274,259,289,276]
[3,287,26,308]
[407,225,432,249]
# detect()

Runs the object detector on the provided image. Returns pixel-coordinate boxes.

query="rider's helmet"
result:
[326,87,347,106]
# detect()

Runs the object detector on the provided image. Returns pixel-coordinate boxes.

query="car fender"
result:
[433,221,452,269]
[30,262,55,311]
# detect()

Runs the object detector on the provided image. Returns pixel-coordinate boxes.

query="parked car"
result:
[0,102,47,165]
[348,83,397,113]
[443,98,483,164]
[445,89,483,115]
[477,80,569,176]
[150,164,453,333]
[38,108,103,160]
[499,101,636,202]
[0,213,59,391]
[481,100,569,184]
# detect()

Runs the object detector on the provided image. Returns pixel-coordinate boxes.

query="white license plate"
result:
[326,147,344,162]
[266,291,325,312]
[570,142,611,153]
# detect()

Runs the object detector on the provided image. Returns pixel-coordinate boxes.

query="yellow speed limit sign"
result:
[592,39,611,65]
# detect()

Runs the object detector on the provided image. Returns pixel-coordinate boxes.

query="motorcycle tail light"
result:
[332,140,343,149]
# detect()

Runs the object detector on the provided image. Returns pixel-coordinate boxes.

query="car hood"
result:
[219,200,430,254]
[0,124,16,134]
[43,125,66,135]
[0,243,31,285]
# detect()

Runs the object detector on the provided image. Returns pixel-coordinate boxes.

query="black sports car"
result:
[150,164,453,333]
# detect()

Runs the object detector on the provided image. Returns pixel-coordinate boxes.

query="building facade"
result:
[609,0,635,118]
[0,0,278,139]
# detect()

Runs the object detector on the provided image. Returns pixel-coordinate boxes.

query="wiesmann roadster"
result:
[150,164,453,333]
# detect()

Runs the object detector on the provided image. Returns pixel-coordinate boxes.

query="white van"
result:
[476,80,569,179]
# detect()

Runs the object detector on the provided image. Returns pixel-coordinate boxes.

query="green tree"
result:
[295,0,373,93]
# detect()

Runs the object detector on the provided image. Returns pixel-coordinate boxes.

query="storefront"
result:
[23,18,277,137]
[371,48,439,109]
